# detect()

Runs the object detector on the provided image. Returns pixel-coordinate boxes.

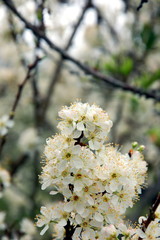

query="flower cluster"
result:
[57,102,113,150]
[36,102,159,239]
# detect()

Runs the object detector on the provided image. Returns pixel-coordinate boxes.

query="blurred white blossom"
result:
[0,115,14,137]
[18,127,40,151]
[20,218,37,235]
[0,212,6,230]
[0,167,11,198]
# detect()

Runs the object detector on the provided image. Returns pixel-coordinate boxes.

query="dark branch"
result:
[137,0,149,11]
[2,0,160,102]
[64,220,75,240]
[11,57,42,116]
[138,192,160,239]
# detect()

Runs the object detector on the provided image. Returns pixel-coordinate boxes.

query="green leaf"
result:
[103,56,133,77]
[130,96,139,112]
[37,9,43,21]
[135,69,160,89]
[119,57,133,76]
[103,59,117,74]
[141,24,157,50]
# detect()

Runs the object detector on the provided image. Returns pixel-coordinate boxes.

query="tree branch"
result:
[2,0,160,102]
[64,220,75,240]
[137,0,149,11]
[0,56,43,156]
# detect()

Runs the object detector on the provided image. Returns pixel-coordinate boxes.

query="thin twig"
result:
[41,0,93,118]
[29,0,47,128]
[10,153,29,176]
[0,56,43,156]
[138,192,160,239]
[10,57,42,116]
[2,0,160,102]
[137,0,149,11]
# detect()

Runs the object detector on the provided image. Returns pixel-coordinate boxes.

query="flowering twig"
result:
[0,56,43,157]
[137,0,149,11]
[2,0,160,102]
[138,192,160,239]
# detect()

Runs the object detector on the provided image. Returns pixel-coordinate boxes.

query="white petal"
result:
[74,181,83,192]
[64,202,73,212]
[138,216,147,224]
[88,140,95,150]
[7,120,14,128]
[41,180,50,190]
[0,128,8,136]
[87,195,94,205]
[112,195,119,206]
[75,214,82,224]
[104,120,113,129]
[73,159,84,169]
[85,122,95,131]
[49,191,58,195]
[72,145,81,154]
[62,188,72,198]
[40,224,49,235]
[81,209,90,218]
[57,160,67,172]
[136,229,146,238]
[73,130,82,138]
[93,140,101,150]
[94,212,103,222]
[77,122,85,131]
[76,203,84,214]
[82,229,90,240]
[72,227,82,240]
[109,181,118,192]
[58,219,67,226]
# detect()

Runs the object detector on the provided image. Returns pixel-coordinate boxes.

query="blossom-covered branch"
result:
[138,193,160,239]
[35,102,151,239]
[2,0,160,102]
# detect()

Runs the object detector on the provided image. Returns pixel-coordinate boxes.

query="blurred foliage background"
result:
[0,0,160,239]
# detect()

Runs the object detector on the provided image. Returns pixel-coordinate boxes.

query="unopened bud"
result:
[132,141,138,149]
[137,145,145,152]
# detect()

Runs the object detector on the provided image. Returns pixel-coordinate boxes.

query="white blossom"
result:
[20,218,36,235]
[18,128,40,151]
[0,115,14,136]
[0,211,6,230]
[0,167,11,198]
